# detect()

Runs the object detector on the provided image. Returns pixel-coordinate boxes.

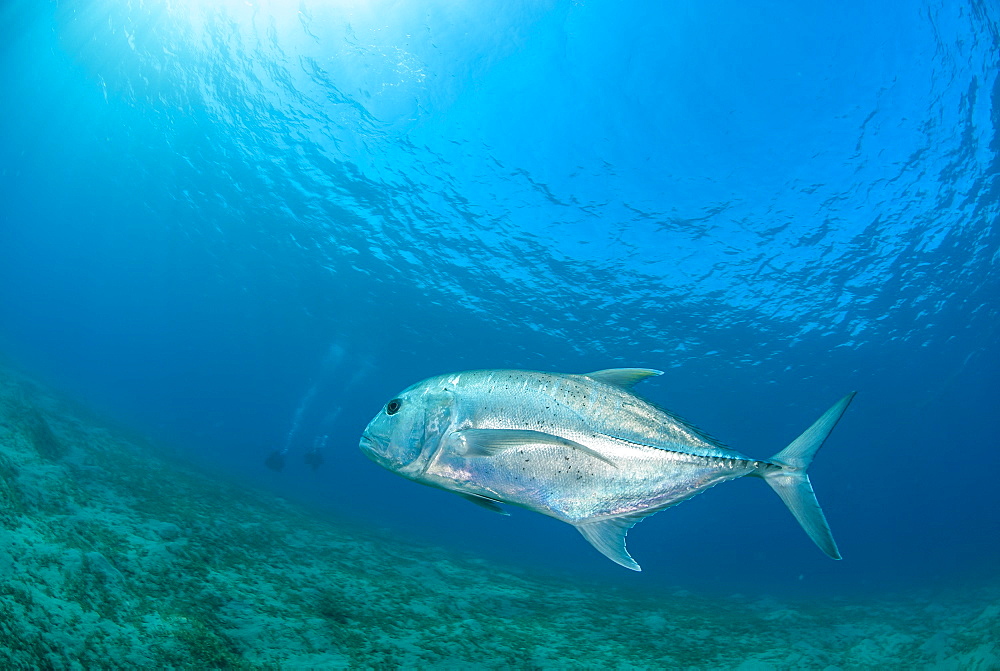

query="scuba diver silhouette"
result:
[304,435,327,471]
[264,449,286,471]
[265,434,326,472]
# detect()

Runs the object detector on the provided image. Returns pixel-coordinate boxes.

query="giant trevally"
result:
[359,368,854,570]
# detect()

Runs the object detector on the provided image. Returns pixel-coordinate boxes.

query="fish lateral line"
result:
[596,430,761,467]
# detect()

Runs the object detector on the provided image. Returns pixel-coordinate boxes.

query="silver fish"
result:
[360,368,854,571]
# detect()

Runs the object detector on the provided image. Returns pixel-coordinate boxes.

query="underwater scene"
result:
[1,0,998,668]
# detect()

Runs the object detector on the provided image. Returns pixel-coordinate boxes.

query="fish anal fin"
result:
[454,429,617,468]
[575,512,651,571]
[460,493,510,516]
[584,368,663,390]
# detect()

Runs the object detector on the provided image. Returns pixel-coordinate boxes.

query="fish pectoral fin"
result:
[583,368,663,389]
[459,493,510,516]
[455,429,617,468]
[575,513,649,571]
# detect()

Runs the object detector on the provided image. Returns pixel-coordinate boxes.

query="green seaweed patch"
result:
[0,454,24,516]
[151,614,250,670]
[0,384,67,462]
[24,408,67,461]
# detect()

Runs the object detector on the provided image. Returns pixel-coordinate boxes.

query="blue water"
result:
[1,0,997,602]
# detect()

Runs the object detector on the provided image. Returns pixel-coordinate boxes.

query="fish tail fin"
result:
[761,392,856,560]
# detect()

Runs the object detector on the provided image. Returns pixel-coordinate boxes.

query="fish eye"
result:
[385,398,402,416]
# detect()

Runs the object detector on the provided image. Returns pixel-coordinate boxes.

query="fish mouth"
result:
[359,433,381,456]
[359,432,394,470]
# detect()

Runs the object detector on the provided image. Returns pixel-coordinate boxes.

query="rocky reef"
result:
[0,368,997,669]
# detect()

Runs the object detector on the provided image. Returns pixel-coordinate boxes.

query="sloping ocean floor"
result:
[0,366,997,670]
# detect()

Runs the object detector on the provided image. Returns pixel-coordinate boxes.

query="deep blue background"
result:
[1,0,997,599]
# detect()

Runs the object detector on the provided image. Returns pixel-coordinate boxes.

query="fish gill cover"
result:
[0,0,998,668]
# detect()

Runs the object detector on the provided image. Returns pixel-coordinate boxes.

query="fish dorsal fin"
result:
[460,493,510,516]
[575,512,650,571]
[453,429,617,468]
[584,368,663,389]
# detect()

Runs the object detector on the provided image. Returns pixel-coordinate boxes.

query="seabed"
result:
[0,367,996,670]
